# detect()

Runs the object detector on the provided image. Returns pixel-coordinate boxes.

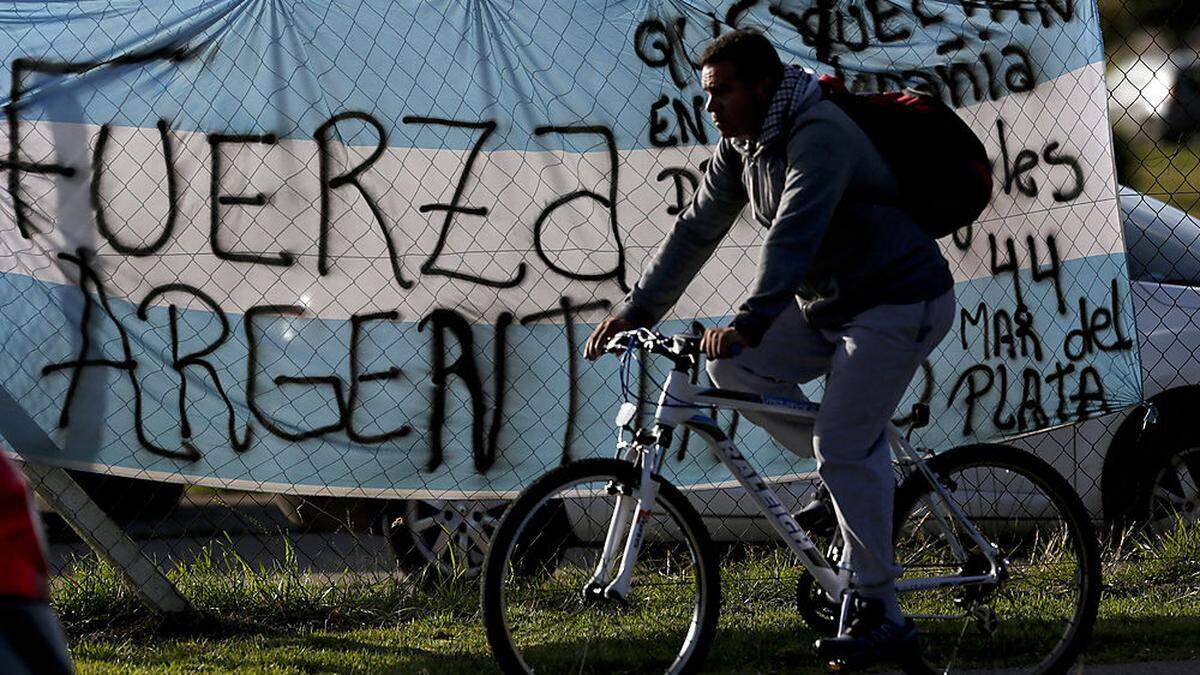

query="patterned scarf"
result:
[733,64,822,159]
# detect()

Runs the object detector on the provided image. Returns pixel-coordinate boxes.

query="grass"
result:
[1118,135,1200,218]
[54,535,480,636]
[59,520,1200,674]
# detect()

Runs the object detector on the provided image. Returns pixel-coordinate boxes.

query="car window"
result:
[1120,188,1200,286]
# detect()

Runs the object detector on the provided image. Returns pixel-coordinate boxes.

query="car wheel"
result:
[1142,446,1200,536]
[385,499,510,579]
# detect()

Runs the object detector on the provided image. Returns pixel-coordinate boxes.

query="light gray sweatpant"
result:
[707,289,956,593]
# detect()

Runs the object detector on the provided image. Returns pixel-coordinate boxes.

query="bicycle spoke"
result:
[893,447,1098,674]
[483,461,717,675]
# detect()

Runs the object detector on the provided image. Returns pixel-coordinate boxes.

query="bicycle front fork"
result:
[584,441,666,602]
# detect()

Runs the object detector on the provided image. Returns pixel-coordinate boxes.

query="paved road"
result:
[876,661,1200,674]
[1073,662,1200,673]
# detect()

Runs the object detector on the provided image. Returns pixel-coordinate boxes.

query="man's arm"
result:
[612,138,749,327]
[730,116,855,347]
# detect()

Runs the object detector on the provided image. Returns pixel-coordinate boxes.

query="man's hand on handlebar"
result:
[584,317,634,361]
[585,318,746,361]
[700,326,746,359]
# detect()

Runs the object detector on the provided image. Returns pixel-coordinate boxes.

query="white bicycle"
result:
[481,329,1100,674]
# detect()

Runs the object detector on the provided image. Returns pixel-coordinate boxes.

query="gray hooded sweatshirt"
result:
[615,68,954,347]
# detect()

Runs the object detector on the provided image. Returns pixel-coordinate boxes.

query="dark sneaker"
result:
[815,597,922,672]
[792,483,838,538]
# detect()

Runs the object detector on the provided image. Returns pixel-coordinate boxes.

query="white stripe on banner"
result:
[1,61,1116,324]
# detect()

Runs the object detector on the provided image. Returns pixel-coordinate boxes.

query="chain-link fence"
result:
[0,0,1193,644]
[1097,0,1200,539]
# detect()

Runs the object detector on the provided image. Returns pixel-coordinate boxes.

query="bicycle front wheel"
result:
[481,458,720,675]
[893,444,1101,674]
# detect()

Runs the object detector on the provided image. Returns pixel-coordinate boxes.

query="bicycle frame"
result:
[588,362,1003,609]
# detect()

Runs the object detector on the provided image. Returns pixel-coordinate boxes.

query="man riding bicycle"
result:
[585,29,956,667]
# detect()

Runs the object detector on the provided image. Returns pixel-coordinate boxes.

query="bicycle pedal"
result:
[814,636,854,661]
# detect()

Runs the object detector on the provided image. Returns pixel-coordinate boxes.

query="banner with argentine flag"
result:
[0,0,1137,497]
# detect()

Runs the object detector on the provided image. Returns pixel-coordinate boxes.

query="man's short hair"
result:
[699,29,784,83]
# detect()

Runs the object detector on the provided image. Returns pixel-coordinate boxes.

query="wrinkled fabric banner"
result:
[0,0,1137,496]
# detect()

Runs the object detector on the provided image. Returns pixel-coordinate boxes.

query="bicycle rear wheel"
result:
[893,444,1101,674]
[481,458,720,674]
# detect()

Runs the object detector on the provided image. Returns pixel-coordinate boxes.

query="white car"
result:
[1078,187,1200,532]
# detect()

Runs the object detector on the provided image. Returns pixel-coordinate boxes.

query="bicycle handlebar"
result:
[604,328,742,359]
[603,328,671,355]
[604,329,702,371]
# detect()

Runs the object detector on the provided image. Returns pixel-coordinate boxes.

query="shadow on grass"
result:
[74,634,482,675]
[70,610,1200,674]
[1086,614,1200,664]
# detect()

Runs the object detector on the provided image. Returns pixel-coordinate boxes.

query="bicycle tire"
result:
[893,443,1101,675]
[481,457,721,675]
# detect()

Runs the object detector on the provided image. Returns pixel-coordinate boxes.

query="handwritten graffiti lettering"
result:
[246,304,348,441]
[520,298,612,465]
[911,0,945,27]
[948,270,1130,438]
[404,116,526,288]
[2,0,1136,493]
[5,59,78,238]
[136,284,250,452]
[4,45,199,238]
[724,0,758,28]
[20,103,633,295]
[996,119,1085,202]
[418,309,491,473]
[657,167,701,216]
[958,0,1075,27]
[649,94,709,147]
[634,14,715,148]
[315,112,414,289]
[42,249,199,461]
[634,18,697,90]
[751,0,1064,106]
[987,234,1066,316]
[1063,279,1135,361]
[825,38,1036,108]
[41,255,624,472]
[347,311,413,445]
[532,125,630,293]
[772,0,1078,43]
[865,0,912,43]
[209,133,292,267]
[946,358,1105,437]
[960,303,1046,363]
[93,120,179,256]
[949,178,1131,439]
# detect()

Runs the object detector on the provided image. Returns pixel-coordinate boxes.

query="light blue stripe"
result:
[0,0,1103,152]
[0,251,1142,492]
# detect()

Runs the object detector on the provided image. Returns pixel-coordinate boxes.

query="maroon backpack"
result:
[818,75,992,239]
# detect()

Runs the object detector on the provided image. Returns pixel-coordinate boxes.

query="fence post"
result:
[23,463,193,615]
[0,386,192,615]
